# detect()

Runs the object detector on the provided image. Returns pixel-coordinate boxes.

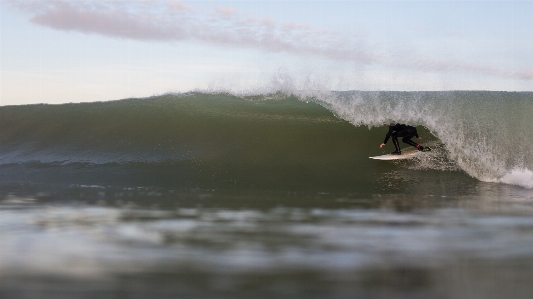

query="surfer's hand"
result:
[380,143,385,148]
[417,137,422,140]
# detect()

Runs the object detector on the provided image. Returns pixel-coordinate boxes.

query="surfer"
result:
[379,123,427,155]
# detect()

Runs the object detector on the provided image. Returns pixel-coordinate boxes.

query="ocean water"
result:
[1,91,533,298]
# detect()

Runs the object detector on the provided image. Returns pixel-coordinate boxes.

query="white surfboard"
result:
[369,149,421,160]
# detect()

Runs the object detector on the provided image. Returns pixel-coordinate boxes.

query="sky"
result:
[1,0,532,106]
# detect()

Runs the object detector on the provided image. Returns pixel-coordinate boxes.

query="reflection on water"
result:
[2,185,533,299]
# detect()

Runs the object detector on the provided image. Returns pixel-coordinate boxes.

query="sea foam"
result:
[500,169,533,189]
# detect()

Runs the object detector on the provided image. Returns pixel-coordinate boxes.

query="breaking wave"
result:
[1,90,532,189]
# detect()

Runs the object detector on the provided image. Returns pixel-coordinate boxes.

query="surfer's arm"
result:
[383,128,394,144]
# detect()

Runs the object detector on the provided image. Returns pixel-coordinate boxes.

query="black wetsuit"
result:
[383,123,420,153]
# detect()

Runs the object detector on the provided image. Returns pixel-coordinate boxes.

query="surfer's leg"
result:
[402,136,418,147]
[402,135,422,150]
[391,134,401,154]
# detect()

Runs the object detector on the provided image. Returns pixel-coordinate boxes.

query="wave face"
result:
[1,91,532,190]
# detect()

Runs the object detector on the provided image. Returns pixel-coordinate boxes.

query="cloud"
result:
[7,0,532,82]
[10,0,376,61]
[216,6,237,19]
[167,1,192,11]
[31,7,185,41]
